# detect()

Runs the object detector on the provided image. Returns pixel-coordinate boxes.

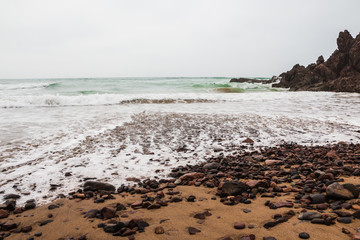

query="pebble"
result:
[39,219,53,226]
[234,222,246,229]
[188,227,201,235]
[299,232,310,239]
[154,226,164,234]
[338,217,352,224]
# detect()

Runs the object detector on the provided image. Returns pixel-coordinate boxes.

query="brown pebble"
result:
[234,222,246,229]
[154,226,164,234]
[188,227,201,235]
[21,225,32,233]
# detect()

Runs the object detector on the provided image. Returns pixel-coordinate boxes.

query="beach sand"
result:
[4,180,360,240]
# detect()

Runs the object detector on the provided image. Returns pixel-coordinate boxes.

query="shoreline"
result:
[2,142,360,239]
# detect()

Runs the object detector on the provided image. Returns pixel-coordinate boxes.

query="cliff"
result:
[273,30,360,92]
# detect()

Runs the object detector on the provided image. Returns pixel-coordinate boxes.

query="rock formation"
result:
[273,30,360,92]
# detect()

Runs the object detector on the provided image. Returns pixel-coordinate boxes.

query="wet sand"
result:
[3,181,360,240]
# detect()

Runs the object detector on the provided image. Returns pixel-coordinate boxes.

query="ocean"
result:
[1,77,360,204]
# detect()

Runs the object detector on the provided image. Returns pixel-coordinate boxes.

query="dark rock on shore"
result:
[221,181,249,196]
[84,181,116,192]
[273,30,360,92]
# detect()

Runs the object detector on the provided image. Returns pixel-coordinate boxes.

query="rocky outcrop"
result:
[273,30,360,92]
[230,77,279,84]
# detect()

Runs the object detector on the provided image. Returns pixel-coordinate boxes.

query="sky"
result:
[0,0,360,78]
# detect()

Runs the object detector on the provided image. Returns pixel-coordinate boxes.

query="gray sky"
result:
[0,0,359,78]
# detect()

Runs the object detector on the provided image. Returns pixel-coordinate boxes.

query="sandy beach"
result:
[2,143,360,240]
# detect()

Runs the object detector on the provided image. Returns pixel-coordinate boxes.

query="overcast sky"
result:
[0,0,359,78]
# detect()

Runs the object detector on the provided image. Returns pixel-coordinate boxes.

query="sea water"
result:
[1,77,360,204]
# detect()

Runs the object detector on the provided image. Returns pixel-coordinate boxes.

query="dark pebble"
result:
[188,227,201,235]
[39,219,53,226]
[338,217,352,224]
[299,232,310,239]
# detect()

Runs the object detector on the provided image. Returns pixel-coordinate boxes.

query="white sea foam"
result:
[1,78,360,205]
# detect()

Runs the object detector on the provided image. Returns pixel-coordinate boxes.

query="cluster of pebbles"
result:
[1,142,360,239]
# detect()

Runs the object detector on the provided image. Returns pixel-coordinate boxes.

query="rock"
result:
[1,221,17,230]
[203,162,220,170]
[180,172,204,181]
[101,207,116,219]
[310,193,327,204]
[83,181,115,192]
[234,222,246,229]
[187,195,196,202]
[154,226,164,234]
[299,232,310,239]
[242,138,254,144]
[263,218,288,229]
[239,234,255,240]
[188,227,201,235]
[246,180,268,188]
[0,200,16,211]
[84,209,100,218]
[343,183,360,198]
[353,210,360,219]
[39,220,53,226]
[298,212,322,220]
[24,202,36,210]
[333,211,351,217]
[34,232,42,237]
[263,237,277,240]
[3,194,20,200]
[338,217,352,224]
[221,181,249,196]
[326,182,354,200]
[131,201,143,209]
[265,160,282,165]
[311,218,326,224]
[273,30,360,93]
[230,77,278,84]
[21,225,32,233]
[273,201,293,208]
[0,209,9,219]
[48,204,59,210]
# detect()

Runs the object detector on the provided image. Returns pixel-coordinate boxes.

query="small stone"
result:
[0,209,9,219]
[353,210,360,219]
[188,227,201,235]
[342,228,350,234]
[154,226,164,234]
[34,232,42,237]
[24,202,36,210]
[94,198,104,203]
[83,181,115,192]
[326,182,354,200]
[48,204,59,210]
[299,232,310,239]
[338,217,352,224]
[234,222,246,229]
[39,219,53,226]
[1,221,17,230]
[100,207,116,219]
[187,195,196,202]
[310,194,326,204]
[21,225,32,233]
[263,237,277,240]
[3,194,21,200]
